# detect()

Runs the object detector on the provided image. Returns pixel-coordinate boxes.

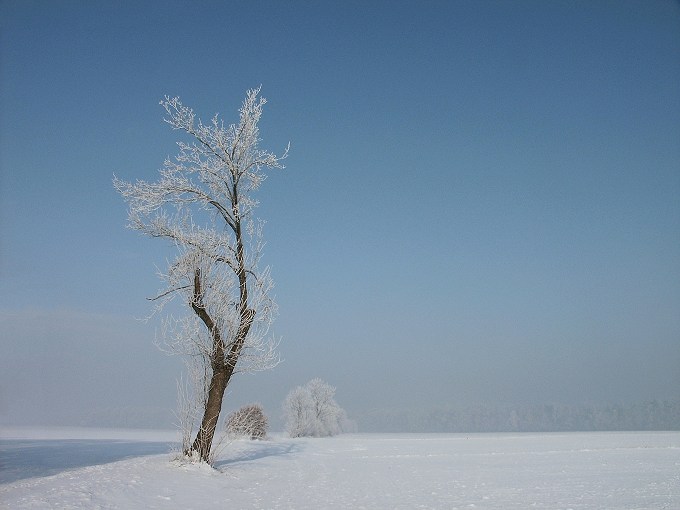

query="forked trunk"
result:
[189,306,254,463]
[189,263,254,462]
[188,219,254,463]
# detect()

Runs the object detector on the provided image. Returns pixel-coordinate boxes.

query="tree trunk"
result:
[190,365,229,461]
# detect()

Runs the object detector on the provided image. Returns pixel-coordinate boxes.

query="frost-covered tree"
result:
[283,385,315,438]
[283,379,348,437]
[114,87,288,463]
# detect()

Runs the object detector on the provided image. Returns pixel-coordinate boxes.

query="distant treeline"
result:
[79,407,175,429]
[358,400,680,433]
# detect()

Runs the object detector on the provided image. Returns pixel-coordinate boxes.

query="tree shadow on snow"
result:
[213,440,303,470]
[0,438,175,484]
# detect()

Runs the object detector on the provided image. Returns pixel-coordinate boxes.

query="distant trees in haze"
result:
[357,400,680,433]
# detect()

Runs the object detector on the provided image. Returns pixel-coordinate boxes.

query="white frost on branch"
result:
[151,244,281,375]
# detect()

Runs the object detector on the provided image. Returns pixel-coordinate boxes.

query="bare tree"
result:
[114,87,288,463]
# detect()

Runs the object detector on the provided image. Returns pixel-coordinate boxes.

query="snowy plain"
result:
[1,428,678,509]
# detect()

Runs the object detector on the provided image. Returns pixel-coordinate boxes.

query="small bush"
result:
[226,403,268,439]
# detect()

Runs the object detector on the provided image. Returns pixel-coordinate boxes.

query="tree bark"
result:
[190,364,229,461]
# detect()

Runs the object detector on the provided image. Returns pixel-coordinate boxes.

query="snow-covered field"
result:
[1,428,678,509]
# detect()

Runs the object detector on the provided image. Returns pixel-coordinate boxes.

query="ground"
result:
[1,428,678,509]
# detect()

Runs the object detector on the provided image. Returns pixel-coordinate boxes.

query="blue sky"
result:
[1,0,678,428]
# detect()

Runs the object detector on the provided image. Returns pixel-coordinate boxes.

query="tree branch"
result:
[147,285,191,301]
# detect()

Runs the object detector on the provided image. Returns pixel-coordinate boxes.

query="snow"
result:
[1,428,678,509]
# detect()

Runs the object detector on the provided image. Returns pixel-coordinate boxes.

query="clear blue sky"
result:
[1,0,678,428]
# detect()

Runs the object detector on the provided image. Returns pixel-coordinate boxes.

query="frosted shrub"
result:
[226,403,269,439]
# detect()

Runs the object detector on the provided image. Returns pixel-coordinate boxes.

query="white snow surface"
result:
[1,428,678,509]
